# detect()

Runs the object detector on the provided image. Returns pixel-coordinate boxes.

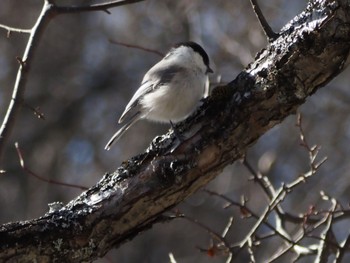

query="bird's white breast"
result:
[140,69,206,122]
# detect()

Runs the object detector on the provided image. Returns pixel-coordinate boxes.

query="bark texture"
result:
[1,0,349,262]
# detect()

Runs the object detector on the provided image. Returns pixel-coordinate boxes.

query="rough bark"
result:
[1,0,349,262]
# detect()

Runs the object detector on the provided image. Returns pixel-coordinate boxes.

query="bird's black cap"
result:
[174,41,213,73]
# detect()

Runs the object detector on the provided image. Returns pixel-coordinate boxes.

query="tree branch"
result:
[53,0,145,14]
[0,0,349,262]
[0,1,53,163]
[0,24,31,36]
[249,0,279,40]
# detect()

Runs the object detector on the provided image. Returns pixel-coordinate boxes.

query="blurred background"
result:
[0,0,349,262]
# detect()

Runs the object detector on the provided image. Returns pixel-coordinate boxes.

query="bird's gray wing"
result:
[118,81,154,123]
[118,64,185,123]
[105,112,141,150]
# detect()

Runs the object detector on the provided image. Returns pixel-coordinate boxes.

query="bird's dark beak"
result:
[206,67,214,74]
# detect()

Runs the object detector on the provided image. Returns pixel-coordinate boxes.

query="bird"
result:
[105,41,213,150]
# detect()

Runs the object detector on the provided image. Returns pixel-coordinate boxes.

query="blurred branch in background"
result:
[0,0,144,164]
[0,1,52,164]
[249,0,279,40]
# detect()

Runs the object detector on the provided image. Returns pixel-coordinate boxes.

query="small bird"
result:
[105,41,213,150]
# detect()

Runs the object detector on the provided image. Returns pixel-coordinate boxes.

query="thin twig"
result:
[296,113,328,170]
[54,0,145,14]
[315,196,337,263]
[0,23,31,37]
[267,213,331,263]
[247,236,256,263]
[335,233,350,262]
[238,186,286,248]
[177,212,231,249]
[172,209,233,258]
[168,253,177,263]
[305,234,340,250]
[268,207,340,263]
[266,194,337,262]
[24,103,46,120]
[296,113,318,163]
[249,0,279,41]
[269,114,328,225]
[242,156,295,239]
[109,39,164,57]
[0,0,146,163]
[222,216,234,238]
[267,233,314,263]
[0,1,53,163]
[204,189,293,244]
[242,157,276,200]
[238,157,325,258]
[15,142,88,190]
[241,157,305,238]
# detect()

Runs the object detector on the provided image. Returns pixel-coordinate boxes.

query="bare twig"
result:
[266,190,334,262]
[296,113,315,154]
[247,236,256,263]
[15,142,88,190]
[53,0,145,14]
[241,157,302,241]
[222,216,234,238]
[260,114,328,225]
[238,128,326,259]
[0,23,31,37]
[0,0,146,163]
[242,158,297,257]
[249,0,279,41]
[241,156,313,231]
[24,103,46,120]
[109,39,164,57]
[242,157,276,200]
[173,210,234,260]
[168,253,177,263]
[228,114,344,262]
[315,196,338,263]
[335,233,350,262]
[15,56,26,67]
[296,113,328,172]
[0,1,53,163]
[175,212,231,251]
[267,211,334,263]
[267,233,315,263]
[238,186,286,248]
[204,189,293,244]
[268,200,341,263]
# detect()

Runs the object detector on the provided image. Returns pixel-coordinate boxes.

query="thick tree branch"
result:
[0,0,349,262]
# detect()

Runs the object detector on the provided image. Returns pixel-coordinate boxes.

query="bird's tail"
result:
[104,113,140,150]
